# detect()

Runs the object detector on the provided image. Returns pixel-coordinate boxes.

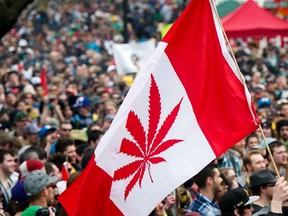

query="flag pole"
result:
[209,0,281,178]
[209,0,245,85]
[258,125,280,178]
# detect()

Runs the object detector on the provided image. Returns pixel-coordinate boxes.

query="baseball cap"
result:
[254,84,265,91]
[30,77,41,85]
[66,86,77,96]
[252,137,276,150]
[11,180,29,203]
[104,114,115,122]
[38,125,57,138]
[70,129,88,142]
[14,111,28,122]
[8,46,16,53]
[107,65,116,73]
[73,96,90,108]
[23,123,40,135]
[19,160,44,177]
[24,170,57,196]
[219,188,259,214]
[122,75,134,87]
[258,97,271,108]
[18,39,28,47]
[261,120,272,128]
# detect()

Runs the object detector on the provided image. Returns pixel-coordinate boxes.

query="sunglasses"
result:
[243,204,252,209]
[20,119,29,122]
[61,128,72,132]
[47,183,57,189]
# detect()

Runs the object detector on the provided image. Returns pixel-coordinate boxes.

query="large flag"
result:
[112,40,155,74]
[58,0,259,215]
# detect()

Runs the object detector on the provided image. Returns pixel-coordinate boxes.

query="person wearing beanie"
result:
[276,119,288,149]
[10,180,29,215]
[19,160,45,178]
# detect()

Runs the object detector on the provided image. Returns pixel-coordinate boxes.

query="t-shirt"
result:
[21,206,41,216]
[252,203,264,214]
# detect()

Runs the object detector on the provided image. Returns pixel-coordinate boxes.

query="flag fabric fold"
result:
[58,0,259,215]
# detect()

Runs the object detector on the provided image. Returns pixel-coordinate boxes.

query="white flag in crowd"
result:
[112,40,156,74]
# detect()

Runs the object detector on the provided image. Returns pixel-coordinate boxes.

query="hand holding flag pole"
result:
[210,0,280,178]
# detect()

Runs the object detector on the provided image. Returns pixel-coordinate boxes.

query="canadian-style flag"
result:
[58,0,259,215]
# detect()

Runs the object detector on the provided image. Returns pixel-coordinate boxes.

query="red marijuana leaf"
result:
[113,74,183,200]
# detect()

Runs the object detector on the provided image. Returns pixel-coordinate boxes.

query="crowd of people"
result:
[1,0,288,215]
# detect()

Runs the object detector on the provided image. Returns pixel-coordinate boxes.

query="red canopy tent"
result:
[221,0,288,38]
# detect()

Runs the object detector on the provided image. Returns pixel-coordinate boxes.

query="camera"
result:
[36,207,56,216]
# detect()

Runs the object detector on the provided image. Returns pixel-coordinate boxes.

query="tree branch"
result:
[0,0,35,39]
